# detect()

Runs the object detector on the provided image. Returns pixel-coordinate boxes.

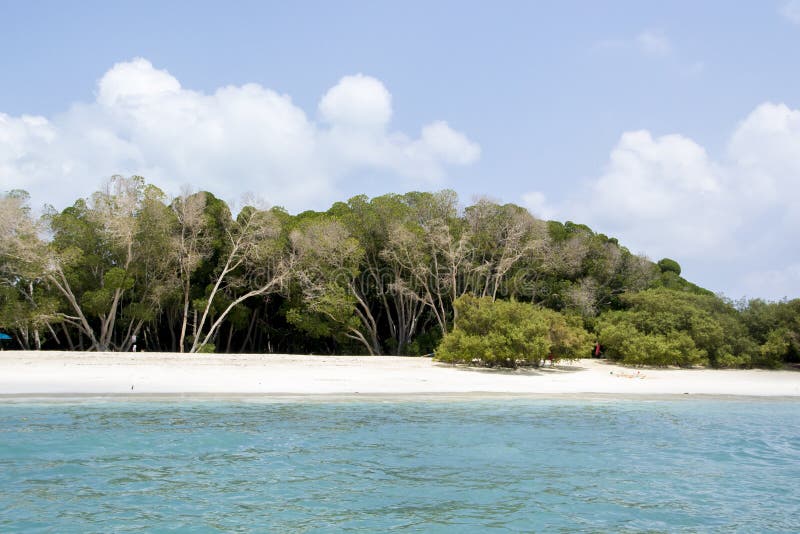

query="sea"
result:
[0,397,798,533]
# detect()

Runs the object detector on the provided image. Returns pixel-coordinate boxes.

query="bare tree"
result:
[383,191,475,335]
[290,218,382,354]
[189,205,291,353]
[171,190,212,352]
[465,198,549,300]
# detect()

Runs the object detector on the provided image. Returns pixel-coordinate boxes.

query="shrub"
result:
[597,317,706,367]
[753,329,790,369]
[595,288,756,367]
[435,295,591,368]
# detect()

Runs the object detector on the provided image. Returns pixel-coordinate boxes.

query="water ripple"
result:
[0,399,799,532]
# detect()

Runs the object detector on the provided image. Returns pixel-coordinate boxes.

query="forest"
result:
[1,175,798,368]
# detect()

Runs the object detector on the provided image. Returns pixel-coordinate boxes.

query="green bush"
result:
[597,317,706,367]
[741,299,800,365]
[435,295,591,368]
[595,288,756,367]
[753,329,790,369]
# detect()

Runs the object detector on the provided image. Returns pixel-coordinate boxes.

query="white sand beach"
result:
[0,351,798,398]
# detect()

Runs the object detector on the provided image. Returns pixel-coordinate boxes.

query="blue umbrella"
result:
[0,333,11,340]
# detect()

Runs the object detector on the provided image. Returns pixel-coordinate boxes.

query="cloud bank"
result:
[524,102,800,300]
[0,58,480,211]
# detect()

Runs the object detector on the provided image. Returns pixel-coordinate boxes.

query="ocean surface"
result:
[1,398,798,533]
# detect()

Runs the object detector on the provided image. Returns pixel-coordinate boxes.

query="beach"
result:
[0,351,798,397]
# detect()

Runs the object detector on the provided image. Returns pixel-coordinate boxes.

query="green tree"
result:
[0,191,61,348]
[288,215,377,354]
[740,298,800,366]
[189,202,292,353]
[657,258,681,276]
[331,193,428,354]
[44,176,160,351]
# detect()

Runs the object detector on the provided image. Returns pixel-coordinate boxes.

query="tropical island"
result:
[1,175,798,384]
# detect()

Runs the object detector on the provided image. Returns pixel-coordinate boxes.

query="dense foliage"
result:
[1,176,797,368]
[595,288,756,367]
[436,295,590,367]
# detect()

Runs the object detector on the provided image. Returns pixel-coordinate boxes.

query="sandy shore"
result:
[0,351,798,398]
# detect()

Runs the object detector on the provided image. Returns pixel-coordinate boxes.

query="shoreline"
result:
[1,351,798,399]
[2,392,799,403]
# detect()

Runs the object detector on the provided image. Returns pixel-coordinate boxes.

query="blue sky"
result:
[2,1,800,300]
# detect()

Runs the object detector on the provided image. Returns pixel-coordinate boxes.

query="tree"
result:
[189,202,291,353]
[463,198,548,301]
[382,190,477,336]
[126,185,183,351]
[170,191,213,352]
[6,182,772,358]
[329,194,424,354]
[0,191,60,349]
[528,222,656,315]
[658,258,681,276]
[740,298,800,367]
[288,215,379,354]
[44,176,157,351]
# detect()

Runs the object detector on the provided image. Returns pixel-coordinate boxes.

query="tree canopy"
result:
[1,178,796,368]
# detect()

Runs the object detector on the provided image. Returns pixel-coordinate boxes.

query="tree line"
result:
[1,175,797,367]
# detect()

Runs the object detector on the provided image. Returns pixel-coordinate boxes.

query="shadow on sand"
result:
[432,361,588,377]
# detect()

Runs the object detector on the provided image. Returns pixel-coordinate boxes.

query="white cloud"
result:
[780,0,800,24]
[97,57,182,107]
[523,102,800,300]
[318,74,392,129]
[636,29,673,57]
[418,121,481,165]
[729,102,800,207]
[0,58,480,212]
[521,191,556,220]
[576,130,732,259]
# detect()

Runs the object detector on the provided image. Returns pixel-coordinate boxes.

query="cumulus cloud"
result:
[523,102,800,300]
[97,58,182,106]
[0,58,480,211]
[418,121,481,165]
[582,130,729,258]
[318,74,392,129]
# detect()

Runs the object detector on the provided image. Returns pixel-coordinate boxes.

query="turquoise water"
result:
[1,399,798,532]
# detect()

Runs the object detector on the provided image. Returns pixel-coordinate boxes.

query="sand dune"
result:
[0,351,798,398]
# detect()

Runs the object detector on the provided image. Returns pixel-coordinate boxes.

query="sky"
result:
[1,0,800,301]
